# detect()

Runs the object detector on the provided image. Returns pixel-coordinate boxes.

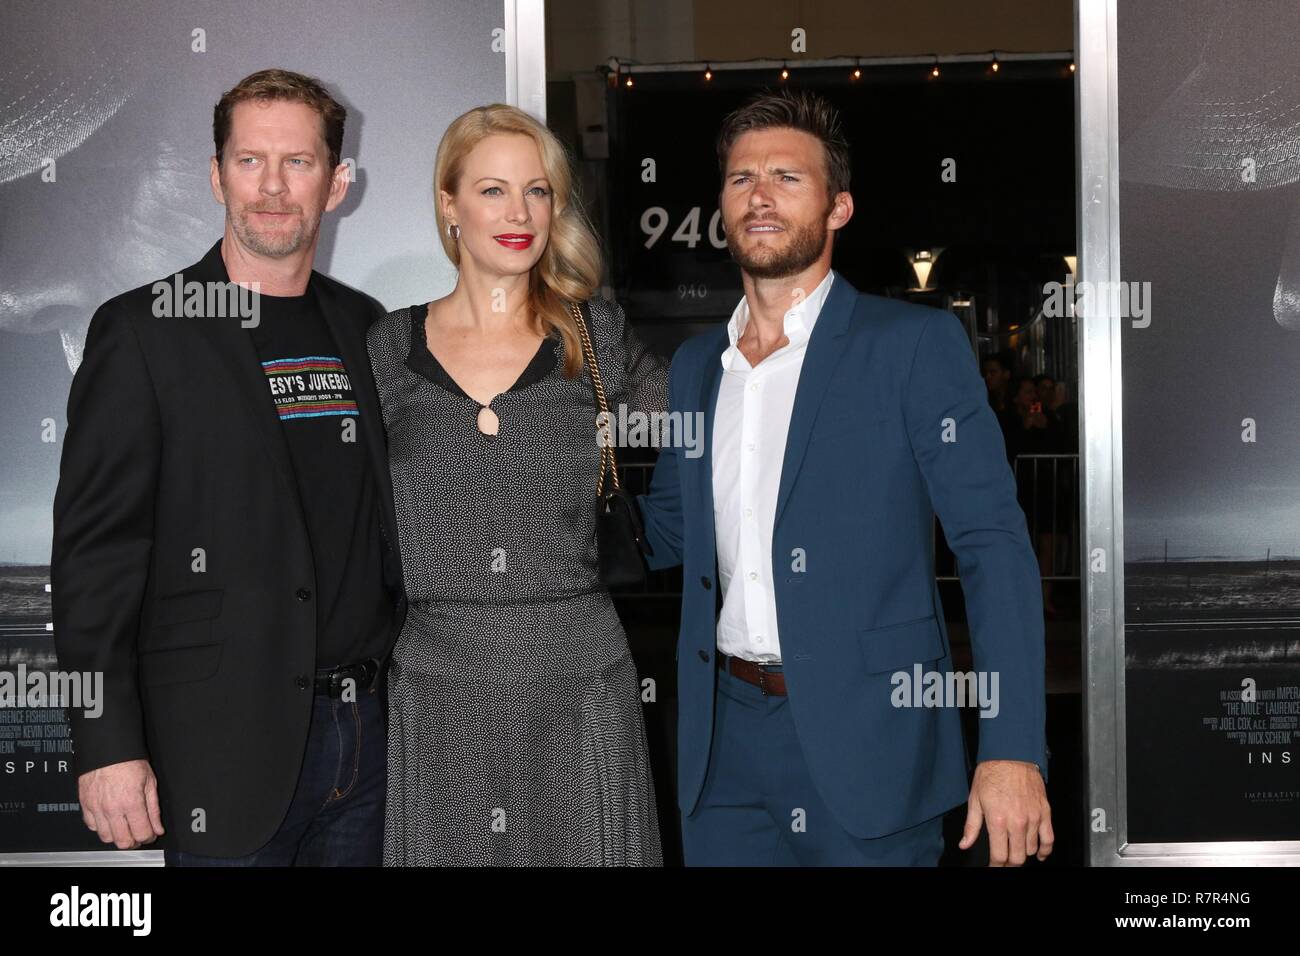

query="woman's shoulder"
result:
[580,292,629,342]
[366,304,422,360]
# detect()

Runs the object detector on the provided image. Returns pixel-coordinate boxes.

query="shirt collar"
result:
[722,269,836,371]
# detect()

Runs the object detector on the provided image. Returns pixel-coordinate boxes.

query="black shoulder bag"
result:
[569,301,651,588]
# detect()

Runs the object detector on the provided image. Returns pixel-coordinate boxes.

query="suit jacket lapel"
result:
[772,271,858,529]
[188,239,404,597]
[695,328,728,555]
[189,241,304,514]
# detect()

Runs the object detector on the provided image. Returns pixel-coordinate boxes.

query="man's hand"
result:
[78,759,165,850]
[958,759,1053,866]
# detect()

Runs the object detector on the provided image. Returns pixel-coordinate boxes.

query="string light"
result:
[611,54,1073,88]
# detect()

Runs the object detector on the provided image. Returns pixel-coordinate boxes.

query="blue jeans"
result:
[164,676,385,866]
[681,661,945,866]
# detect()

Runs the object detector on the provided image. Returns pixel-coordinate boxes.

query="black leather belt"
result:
[315,658,379,698]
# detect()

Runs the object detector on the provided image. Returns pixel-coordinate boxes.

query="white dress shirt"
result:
[712,269,835,663]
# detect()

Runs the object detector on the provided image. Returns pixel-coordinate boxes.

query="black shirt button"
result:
[698,649,710,663]
[700,576,712,590]
[296,588,312,601]
[295,675,309,690]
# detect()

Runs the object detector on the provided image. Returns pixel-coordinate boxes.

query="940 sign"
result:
[641,206,728,250]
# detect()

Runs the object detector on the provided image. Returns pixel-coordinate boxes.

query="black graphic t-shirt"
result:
[248,285,392,668]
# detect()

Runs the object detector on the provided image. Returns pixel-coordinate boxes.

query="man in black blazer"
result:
[51,69,405,865]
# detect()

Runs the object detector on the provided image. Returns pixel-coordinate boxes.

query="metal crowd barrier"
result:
[615,454,1081,596]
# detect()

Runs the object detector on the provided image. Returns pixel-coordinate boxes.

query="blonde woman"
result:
[367,105,665,865]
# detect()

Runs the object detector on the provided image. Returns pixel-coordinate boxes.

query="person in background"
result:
[1033,374,1057,412]
[982,350,1014,414]
[1008,378,1066,618]
[1037,373,1078,451]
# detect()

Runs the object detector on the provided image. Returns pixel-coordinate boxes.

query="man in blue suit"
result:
[637,90,1054,866]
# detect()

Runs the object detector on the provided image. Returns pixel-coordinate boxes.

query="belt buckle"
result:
[329,662,369,698]
[356,658,378,694]
[756,666,769,695]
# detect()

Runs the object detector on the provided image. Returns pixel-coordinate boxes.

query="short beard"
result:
[228,199,316,258]
[727,213,829,279]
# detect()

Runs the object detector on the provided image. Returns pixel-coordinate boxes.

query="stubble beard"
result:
[228,197,318,258]
[727,213,829,280]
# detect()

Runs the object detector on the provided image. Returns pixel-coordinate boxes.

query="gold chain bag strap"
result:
[569,301,651,587]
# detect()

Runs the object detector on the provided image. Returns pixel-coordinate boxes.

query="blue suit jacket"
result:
[637,271,1048,839]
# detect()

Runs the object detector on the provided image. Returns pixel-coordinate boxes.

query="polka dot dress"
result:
[367,296,667,866]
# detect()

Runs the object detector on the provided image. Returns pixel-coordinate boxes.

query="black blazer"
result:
[51,240,407,857]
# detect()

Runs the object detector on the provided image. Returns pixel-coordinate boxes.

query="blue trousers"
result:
[681,662,945,866]
[164,678,385,866]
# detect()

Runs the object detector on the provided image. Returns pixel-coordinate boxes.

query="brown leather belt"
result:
[717,652,787,696]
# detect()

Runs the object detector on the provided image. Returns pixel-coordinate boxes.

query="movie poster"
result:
[1119,0,1300,843]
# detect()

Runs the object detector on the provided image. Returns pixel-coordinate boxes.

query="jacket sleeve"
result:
[901,309,1049,780]
[607,299,668,417]
[51,302,160,775]
[636,343,687,571]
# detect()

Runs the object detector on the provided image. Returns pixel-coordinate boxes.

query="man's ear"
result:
[209,156,226,206]
[323,161,351,213]
[828,191,853,232]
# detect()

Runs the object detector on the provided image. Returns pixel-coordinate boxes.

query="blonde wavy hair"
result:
[433,104,602,377]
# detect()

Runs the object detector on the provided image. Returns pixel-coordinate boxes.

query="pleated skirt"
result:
[382,593,662,866]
